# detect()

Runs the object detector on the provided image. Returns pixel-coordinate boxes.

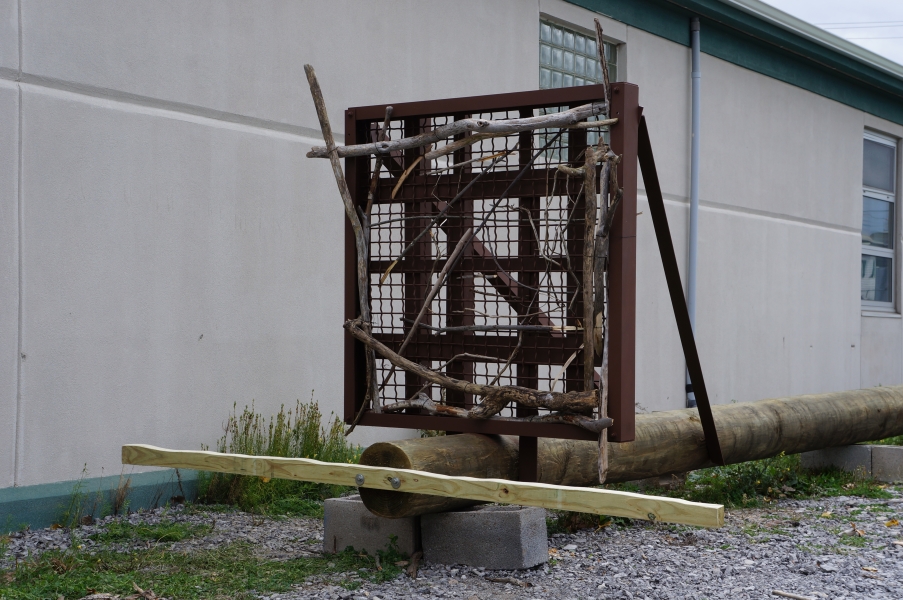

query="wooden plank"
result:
[122,444,724,528]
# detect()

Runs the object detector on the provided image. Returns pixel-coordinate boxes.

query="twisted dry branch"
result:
[383,394,613,434]
[345,318,599,419]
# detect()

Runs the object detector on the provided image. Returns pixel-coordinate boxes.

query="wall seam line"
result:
[641,190,861,234]
[0,71,334,141]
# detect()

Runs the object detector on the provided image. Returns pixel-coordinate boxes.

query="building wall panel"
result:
[16,86,389,486]
[21,0,535,135]
[0,82,18,488]
[860,316,903,389]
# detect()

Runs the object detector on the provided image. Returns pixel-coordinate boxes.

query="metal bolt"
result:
[390,477,401,489]
[355,474,365,486]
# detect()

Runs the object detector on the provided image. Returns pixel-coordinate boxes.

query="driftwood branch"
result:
[583,147,598,392]
[304,65,380,428]
[426,148,516,174]
[569,117,618,129]
[379,151,510,283]
[591,151,621,484]
[345,318,597,418]
[396,227,472,357]
[593,151,621,354]
[307,102,607,159]
[489,331,523,386]
[422,118,618,166]
[594,19,612,107]
[423,133,503,162]
[365,106,393,215]
[383,394,613,434]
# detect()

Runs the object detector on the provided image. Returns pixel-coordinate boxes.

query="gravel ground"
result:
[2,489,902,600]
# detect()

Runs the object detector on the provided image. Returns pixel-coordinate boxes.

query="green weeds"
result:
[0,541,404,599]
[88,520,211,544]
[864,434,903,446]
[197,397,362,516]
[614,452,892,510]
[548,452,894,532]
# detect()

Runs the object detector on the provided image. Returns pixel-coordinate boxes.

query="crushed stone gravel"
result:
[2,490,901,599]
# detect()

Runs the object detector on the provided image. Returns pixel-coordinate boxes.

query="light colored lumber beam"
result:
[122,444,723,528]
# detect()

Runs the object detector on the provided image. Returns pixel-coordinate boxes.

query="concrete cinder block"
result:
[800,445,872,476]
[421,505,547,570]
[872,446,903,483]
[323,495,420,556]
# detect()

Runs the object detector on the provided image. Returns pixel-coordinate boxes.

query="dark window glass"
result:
[862,196,894,248]
[862,254,893,302]
[863,138,896,192]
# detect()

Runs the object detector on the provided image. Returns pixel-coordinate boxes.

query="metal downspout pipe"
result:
[686,17,701,409]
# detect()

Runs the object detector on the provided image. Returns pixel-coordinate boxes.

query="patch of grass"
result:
[0,540,406,600]
[864,434,903,446]
[198,397,362,515]
[89,520,211,544]
[546,510,630,534]
[57,465,91,530]
[547,511,606,534]
[606,452,892,509]
[838,534,868,548]
[549,450,890,528]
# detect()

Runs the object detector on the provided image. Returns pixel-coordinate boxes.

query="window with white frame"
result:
[861,131,897,308]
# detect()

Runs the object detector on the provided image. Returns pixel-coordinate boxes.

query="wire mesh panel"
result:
[344,84,638,441]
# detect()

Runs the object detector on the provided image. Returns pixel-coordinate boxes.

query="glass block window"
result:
[861,131,897,308]
[540,19,618,90]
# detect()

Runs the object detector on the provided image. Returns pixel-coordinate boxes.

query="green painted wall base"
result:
[0,470,198,534]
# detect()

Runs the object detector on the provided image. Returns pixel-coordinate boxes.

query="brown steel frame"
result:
[343,83,639,446]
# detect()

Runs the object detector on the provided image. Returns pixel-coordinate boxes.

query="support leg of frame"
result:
[518,436,539,483]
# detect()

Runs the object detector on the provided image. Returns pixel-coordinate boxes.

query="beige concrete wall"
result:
[1,0,898,486]
[860,114,903,389]
[6,0,541,486]
[0,80,18,488]
[860,315,903,388]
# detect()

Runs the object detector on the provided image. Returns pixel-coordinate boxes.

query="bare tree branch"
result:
[365,106,393,216]
[594,19,612,107]
[583,147,598,392]
[304,64,380,431]
[307,102,607,159]
[345,318,598,418]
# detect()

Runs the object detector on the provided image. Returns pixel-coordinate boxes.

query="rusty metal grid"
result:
[344,84,638,442]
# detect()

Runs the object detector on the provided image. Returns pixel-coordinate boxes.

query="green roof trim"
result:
[566,0,903,126]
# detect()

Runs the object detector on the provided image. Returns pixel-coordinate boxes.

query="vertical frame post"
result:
[607,83,639,442]
[344,108,364,424]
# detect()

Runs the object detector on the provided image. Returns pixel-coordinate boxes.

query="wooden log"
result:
[121,444,723,527]
[359,385,903,517]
